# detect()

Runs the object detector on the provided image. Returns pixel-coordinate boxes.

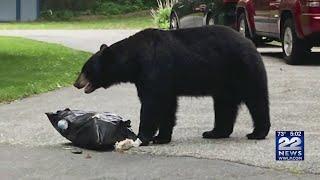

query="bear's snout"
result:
[74,73,88,89]
[74,73,97,93]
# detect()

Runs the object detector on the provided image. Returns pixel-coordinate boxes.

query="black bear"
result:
[74,26,270,146]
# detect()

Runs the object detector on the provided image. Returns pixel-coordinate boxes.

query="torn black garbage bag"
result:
[46,108,137,150]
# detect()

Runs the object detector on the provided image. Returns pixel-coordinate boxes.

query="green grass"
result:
[0,36,91,103]
[0,12,154,30]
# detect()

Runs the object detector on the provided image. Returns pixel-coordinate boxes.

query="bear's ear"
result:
[100,44,109,51]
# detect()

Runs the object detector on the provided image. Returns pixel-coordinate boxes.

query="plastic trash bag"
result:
[46,108,137,150]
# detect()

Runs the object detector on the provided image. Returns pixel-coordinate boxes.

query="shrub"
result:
[93,0,146,15]
[151,0,177,29]
[40,10,75,21]
[40,0,159,21]
[55,10,75,20]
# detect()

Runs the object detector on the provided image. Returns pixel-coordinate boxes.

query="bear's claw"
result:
[137,135,150,146]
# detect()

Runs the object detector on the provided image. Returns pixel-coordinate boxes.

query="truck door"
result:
[253,0,270,33]
[269,0,281,36]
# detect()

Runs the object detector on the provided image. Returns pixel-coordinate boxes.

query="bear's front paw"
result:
[202,130,230,139]
[246,131,267,140]
[137,134,150,146]
[153,135,171,144]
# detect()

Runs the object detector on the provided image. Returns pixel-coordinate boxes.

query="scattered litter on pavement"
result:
[71,148,83,154]
[85,154,92,159]
[62,146,74,150]
[115,138,142,152]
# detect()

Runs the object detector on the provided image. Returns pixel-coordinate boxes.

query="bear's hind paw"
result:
[246,132,267,140]
[202,130,230,139]
[152,136,171,144]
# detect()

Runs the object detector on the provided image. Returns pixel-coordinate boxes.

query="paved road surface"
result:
[0,30,319,179]
[3,144,318,180]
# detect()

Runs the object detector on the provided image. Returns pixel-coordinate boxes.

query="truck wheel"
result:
[282,19,309,65]
[238,13,264,46]
[170,13,179,30]
[206,14,215,26]
[238,13,250,38]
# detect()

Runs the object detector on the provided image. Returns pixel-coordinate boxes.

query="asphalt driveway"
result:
[0,30,319,178]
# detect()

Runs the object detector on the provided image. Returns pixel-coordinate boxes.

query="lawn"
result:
[0,36,91,103]
[0,12,154,30]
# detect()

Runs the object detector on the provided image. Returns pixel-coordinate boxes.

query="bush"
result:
[40,10,75,21]
[151,0,176,29]
[40,0,159,20]
[55,10,75,20]
[93,0,151,15]
[41,0,96,11]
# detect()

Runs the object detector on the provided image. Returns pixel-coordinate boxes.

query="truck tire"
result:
[282,19,309,65]
[206,13,215,26]
[170,13,179,30]
[238,13,250,38]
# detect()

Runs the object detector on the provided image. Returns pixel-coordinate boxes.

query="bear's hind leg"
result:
[153,97,177,144]
[245,97,270,139]
[203,98,240,139]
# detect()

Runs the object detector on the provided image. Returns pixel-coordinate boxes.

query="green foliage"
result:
[151,0,176,29]
[40,10,75,21]
[55,10,75,20]
[93,0,148,15]
[0,37,91,102]
[41,0,156,11]
[40,0,157,18]
[0,13,154,29]
[152,8,171,29]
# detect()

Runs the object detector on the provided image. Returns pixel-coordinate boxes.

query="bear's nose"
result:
[73,82,82,89]
[74,73,88,89]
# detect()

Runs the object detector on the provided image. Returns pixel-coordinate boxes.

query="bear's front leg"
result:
[153,97,177,144]
[137,95,161,146]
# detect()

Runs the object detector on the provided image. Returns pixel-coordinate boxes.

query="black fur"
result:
[75,26,271,146]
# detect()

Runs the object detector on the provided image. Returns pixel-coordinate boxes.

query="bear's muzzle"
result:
[74,73,97,94]
[74,73,88,89]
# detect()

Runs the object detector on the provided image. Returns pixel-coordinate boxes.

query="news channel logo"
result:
[276,131,304,161]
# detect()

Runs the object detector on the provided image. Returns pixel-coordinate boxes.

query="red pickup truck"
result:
[236,0,320,64]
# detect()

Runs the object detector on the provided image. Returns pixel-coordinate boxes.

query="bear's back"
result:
[136,26,256,63]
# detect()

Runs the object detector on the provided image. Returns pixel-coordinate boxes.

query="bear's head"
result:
[74,44,115,94]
